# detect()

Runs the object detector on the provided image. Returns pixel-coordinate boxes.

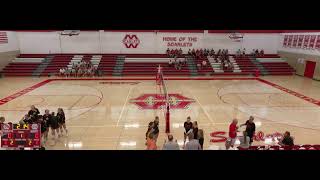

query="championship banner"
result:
[303,35,310,49]
[283,35,288,47]
[292,35,298,48]
[315,35,320,49]
[309,35,317,49]
[297,35,304,48]
[287,35,293,47]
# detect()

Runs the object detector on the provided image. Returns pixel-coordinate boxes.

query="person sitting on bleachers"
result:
[260,49,264,57]
[236,49,241,57]
[242,48,246,57]
[168,59,173,67]
[202,60,207,68]
[188,49,192,56]
[59,68,65,76]
[251,49,255,56]
[192,49,196,57]
[166,48,170,56]
[179,48,183,56]
[255,49,259,56]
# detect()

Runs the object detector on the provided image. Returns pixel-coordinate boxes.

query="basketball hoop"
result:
[228,31,244,42]
[60,30,80,36]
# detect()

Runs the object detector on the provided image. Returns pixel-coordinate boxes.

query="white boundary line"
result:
[116,86,133,126]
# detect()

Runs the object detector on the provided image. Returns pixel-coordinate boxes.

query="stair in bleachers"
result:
[112,56,125,76]
[97,55,117,76]
[249,57,267,75]
[186,56,198,76]
[41,55,73,76]
[32,55,54,76]
[1,55,46,76]
[256,57,295,75]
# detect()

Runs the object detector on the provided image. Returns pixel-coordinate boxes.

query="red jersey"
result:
[229,123,237,138]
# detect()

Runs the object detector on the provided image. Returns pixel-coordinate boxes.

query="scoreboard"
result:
[1,123,41,149]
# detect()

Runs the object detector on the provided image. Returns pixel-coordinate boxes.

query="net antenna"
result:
[156,65,170,133]
[60,30,80,36]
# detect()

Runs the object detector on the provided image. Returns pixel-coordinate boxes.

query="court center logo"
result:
[123,34,140,48]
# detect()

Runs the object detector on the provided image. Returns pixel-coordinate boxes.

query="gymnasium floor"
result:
[0,75,319,150]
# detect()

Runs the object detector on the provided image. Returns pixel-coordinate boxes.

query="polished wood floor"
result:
[0,75,319,150]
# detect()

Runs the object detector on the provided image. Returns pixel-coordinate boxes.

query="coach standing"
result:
[240,116,256,145]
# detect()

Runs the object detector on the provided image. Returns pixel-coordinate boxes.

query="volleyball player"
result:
[28,105,40,122]
[57,108,68,136]
[50,112,60,140]
[42,109,52,142]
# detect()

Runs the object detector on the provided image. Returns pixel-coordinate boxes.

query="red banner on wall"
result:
[309,35,316,49]
[292,35,299,47]
[298,35,304,48]
[283,35,288,47]
[315,35,320,49]
[287,35,293,47]
[303,35,310,48]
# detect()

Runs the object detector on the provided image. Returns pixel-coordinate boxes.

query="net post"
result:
[165,105,170,133]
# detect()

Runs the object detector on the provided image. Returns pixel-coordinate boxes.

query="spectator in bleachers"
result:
[238,131,250,149]
[162,134,180,150]
[236,49,241,57]
[202,60,207,68]
[168,59,173,67]
[179,48,183,55]
[188,49,192,56]
[166,48,170,56]
[260,49,264,56]
[255,49,259,56]
[242,48,246,57]
[184,133,202,150]
[197,63,201,70]
[251,49,256,56]
[278,131,294,146]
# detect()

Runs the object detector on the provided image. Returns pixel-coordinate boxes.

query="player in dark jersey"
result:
[28,105,40,122]
[36,115,47,146]
[42,109,52,142]
[50,112,60,140]
[57,108,68,137]
[0,117,5,135]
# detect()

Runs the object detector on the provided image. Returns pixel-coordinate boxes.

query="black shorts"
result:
[51,123,59,130]
[58,119,65,125]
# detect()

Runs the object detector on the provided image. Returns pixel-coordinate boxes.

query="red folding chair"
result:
[312,145,320,150]
[270,145,280,150]
[249,146,258,150]
[301,144,312,150]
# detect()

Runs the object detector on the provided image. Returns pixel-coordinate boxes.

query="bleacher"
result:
[194,56,214,75]
[256,56,295,75]
[97,55,117,75]
[0,53,297,77]
[122,54,190,76]
[1,54,46,76]
[41,55,73,76]
[225,55,256,75]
